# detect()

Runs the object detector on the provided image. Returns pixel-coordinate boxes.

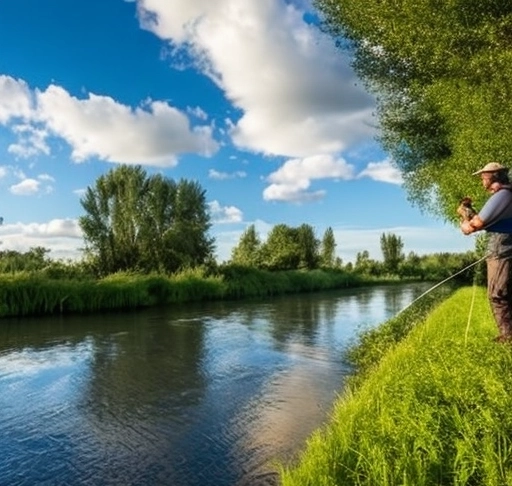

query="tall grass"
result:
[0,266,364,317]
[219,265,362,298]
[280,286,512,486]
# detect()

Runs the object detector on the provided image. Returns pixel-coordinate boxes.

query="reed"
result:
[164,267,226,303]
[0,267,387,317]
[219,265,362,299]
[280,286,512,486]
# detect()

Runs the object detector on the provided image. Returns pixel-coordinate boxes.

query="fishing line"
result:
[464,278,478,346]
[398,253,488,316]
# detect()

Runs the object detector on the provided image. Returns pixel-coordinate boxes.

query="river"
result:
[0,282,432,486]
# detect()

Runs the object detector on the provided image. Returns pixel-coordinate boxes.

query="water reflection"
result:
[0,282,432,486]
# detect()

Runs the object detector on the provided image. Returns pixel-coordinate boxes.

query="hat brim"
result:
[472,167,509,175]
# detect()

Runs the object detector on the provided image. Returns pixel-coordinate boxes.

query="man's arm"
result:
[461,215,485,235]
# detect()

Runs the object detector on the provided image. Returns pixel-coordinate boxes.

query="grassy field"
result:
[280,286,512,486]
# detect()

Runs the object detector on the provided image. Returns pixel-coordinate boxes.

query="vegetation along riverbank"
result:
[280,286,512,485]
[0,164,482,318]
[0,253,476,318]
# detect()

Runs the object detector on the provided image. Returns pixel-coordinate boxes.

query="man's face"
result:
[480,172,494,191]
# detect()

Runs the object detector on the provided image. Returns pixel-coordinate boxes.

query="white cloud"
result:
[8,124,50,158]
[209,200,243,223]
[263,154,354,202]
[208,169,247,180]
[0,219,83,260]
[10,178,41,195]
[135,0,376,158]
[0,75,33,123]
[0,216,476,266]
[0,76,220,167]
[6,168,55,196]
[36,86,219,166]
[358,159,403,185]
[187,106,208,120]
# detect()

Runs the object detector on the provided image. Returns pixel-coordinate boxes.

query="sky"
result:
[0,0,476,264]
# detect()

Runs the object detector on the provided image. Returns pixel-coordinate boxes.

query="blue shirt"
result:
[479,187,512,258]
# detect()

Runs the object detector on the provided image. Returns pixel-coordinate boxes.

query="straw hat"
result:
[472,162,509,175]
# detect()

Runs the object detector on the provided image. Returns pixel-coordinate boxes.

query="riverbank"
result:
[0,267,409,317]
[279,286,512,485]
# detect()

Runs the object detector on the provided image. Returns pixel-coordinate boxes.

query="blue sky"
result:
[0,0,475,263]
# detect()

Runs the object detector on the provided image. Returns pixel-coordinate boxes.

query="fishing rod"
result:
[398,253,488,315]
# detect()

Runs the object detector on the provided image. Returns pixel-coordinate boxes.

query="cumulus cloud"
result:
[187,106,208,120]
[6,167,55,196]
[8,124,50,158]
[10,178,41,196]
[208,200,243,223]
[263,154,354,202]
[0,219,83,260]
[0,75,33,123]
[358,159,403,185]
[135,0,376,158]
[0,76,219,166]
[208,169,247,180]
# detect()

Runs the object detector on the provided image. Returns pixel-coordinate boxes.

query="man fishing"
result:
[459,162,512,342]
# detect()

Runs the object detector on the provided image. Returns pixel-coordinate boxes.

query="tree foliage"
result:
[79,165,214,275]
[260,224,302,271]
[230,224,262,267]
[380,232,404,274]
[320,226,337,268]
[316,0,512,220]
[0,247,51,273]
[231,223,322,271]
[296,224,320,269]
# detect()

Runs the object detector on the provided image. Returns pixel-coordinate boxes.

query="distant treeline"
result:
[0,163,485,317]
[0,244,483,318]
[39,164,483,282]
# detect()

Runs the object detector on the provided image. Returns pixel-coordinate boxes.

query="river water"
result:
[0,282,431,486]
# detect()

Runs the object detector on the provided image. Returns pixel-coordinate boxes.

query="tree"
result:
[380,232,404,274]
[0,247,51,273]
[296,224,320,270]
[320,227,337,268]
[354,250,372,274]
[230,224,262,267]
[79,165,214,275]
[259,224,320,271]
[316,0,512,221]
[260,224,301,271]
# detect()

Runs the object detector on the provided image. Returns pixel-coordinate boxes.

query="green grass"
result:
[0,267,365,317]
[280,286,512,486]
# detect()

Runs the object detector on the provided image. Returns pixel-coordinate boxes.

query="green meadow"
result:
[280,286,512,486]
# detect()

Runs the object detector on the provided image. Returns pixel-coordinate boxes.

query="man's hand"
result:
[461,220,474,235]
[460,214,485,235]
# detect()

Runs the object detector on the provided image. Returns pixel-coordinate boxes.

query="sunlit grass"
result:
[280,286,512,486]
[0,266,366,317]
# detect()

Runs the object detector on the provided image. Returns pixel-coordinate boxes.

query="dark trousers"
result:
[487,257,512,337]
